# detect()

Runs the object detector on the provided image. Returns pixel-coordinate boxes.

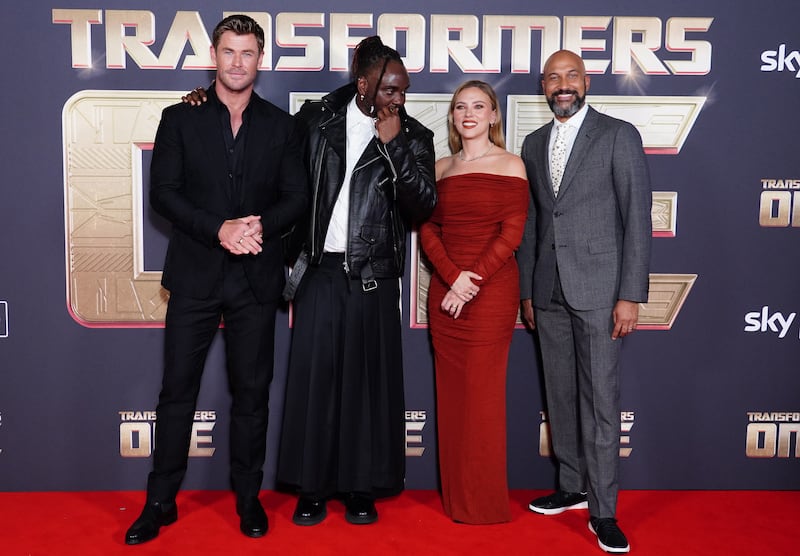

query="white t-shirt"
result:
[324,97,376,252]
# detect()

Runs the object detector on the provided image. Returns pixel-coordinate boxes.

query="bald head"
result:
[541,50,590,122]
[543,50,586,77]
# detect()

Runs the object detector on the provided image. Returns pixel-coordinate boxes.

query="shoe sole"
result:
[125,537,153,546]
[345,513,378,525]
[241,528,267,538]
[588,521,630,553]
[528,500,589,515]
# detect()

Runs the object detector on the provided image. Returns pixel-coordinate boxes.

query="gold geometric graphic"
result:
[64,91,696,328]
[410,230,434,329]
[637,273,698,330]
[652,191,678,237]
[506,95,707,155]
[62,90,181,327]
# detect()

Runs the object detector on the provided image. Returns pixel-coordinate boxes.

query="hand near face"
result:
[374,104,401,144]
[358,59,409,144]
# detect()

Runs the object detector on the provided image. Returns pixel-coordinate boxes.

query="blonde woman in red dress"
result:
[419,80,529,524]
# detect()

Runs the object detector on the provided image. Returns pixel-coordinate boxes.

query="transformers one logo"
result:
[759,179,800,228]
[745,412,800,458]
[539,411,635,458]
[405,410,426,457]
[119,410,216,458]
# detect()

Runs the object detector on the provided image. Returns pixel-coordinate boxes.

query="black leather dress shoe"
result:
[344,493,378,525]
[293,497,327,526]
[237,497,268,538]
[125,501,177,545]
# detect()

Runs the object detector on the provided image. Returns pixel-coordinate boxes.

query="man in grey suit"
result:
[518,50,651,554]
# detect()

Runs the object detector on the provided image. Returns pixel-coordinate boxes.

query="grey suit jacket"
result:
[518,106,651,311]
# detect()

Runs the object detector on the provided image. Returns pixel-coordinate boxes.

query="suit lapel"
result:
[556,106,599,197]
[538,122,556,201]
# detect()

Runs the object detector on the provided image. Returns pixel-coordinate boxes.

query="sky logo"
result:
[743,306,796,339]
[761,45,800,78]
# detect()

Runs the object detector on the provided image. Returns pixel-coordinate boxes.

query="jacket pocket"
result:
[359,224,389,246]
[587,236,617,254]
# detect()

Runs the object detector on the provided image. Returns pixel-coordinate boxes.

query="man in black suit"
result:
[125,15,308,545]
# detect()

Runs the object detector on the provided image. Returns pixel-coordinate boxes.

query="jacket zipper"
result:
[310,113,333,260]
[344,151,381,276]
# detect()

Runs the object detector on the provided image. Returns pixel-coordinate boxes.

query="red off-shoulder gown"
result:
[419,172,529,524]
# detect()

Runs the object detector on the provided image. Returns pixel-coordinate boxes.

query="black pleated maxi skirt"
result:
[276,253,406,499]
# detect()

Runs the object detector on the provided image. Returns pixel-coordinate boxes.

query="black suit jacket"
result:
[150,85,308,303]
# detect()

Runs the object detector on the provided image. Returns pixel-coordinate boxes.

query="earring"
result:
[359,94,364,101]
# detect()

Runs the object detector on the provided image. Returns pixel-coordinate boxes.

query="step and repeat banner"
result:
[0,1,798,491]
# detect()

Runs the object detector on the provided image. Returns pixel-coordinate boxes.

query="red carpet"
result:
[0,490,795,555]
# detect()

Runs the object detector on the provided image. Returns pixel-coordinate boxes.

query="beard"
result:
[547,89,586,118]
[216,70,256,94]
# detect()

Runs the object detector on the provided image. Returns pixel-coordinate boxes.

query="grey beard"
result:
[548,94,585,118]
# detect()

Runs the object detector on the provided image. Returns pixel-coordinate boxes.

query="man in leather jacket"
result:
[278,36,436,527]
[283,81,435,288]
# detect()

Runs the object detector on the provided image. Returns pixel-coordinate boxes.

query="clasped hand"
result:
[441,271,482,319]
[219,215,263,255]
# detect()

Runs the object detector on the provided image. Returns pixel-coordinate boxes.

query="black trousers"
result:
[147,260,278,502]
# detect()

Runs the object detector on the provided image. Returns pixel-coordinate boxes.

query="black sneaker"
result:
[589,517,630,553]
[528,490,588,515]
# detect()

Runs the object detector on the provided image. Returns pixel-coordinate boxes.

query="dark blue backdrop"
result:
[0,1,798,492]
